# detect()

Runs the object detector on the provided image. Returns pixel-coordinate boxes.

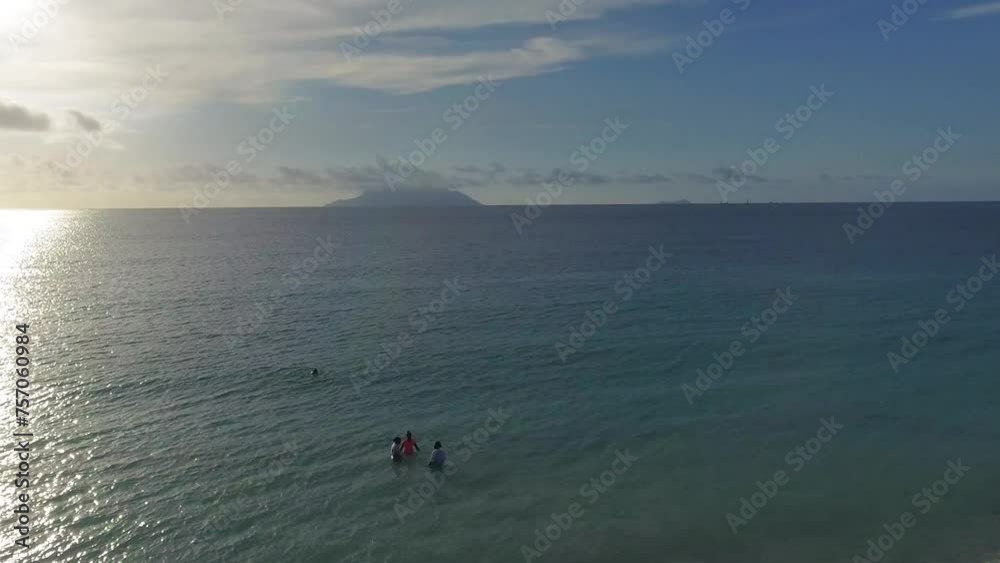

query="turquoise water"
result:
[1,204,998,563]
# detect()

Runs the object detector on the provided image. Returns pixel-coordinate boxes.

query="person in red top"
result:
[401,431,421,455]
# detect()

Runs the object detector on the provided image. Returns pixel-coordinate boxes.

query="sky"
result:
[0,0,998,208]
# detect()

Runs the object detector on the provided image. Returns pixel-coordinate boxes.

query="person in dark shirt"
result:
[389,437,403,462]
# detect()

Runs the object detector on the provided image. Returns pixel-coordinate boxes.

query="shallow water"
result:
[1,204,998,562]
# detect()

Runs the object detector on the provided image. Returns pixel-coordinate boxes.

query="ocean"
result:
[1,203,998,563]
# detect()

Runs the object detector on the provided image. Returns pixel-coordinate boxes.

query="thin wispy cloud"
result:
[326,35,665,94]
[940,1,1000,19]
[0,0,676,109]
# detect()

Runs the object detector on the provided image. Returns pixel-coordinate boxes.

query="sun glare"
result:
[0,210,66,322]
[0,0,39,33]
[0,209,66,278]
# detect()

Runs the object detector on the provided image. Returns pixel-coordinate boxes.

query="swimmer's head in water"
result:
[406,431,412,439]
[393,437,402,444]
[433,441,442,449]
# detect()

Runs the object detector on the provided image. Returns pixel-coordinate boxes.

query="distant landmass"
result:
[326,189,482,207]
[658,199,692,204]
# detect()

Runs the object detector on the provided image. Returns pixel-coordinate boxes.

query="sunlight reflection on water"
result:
[0,209,67,320]
[0,209,69,562]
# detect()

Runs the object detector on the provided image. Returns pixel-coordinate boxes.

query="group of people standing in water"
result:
[390,431,447,467]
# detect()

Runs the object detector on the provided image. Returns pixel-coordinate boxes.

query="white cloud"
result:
[329,37,584,93]
[941,1,1000,19]
[0,0,674,110]
[0,0,676,205]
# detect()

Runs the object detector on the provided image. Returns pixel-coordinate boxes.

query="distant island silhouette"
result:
[657,199,692,204]
[326,188,482,207]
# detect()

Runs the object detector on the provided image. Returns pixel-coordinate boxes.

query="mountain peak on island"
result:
[326,188,482,207]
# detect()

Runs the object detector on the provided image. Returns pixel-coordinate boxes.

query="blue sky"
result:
[0,0,998,207]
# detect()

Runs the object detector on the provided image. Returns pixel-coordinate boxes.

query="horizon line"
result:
[4,200,1000,211]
